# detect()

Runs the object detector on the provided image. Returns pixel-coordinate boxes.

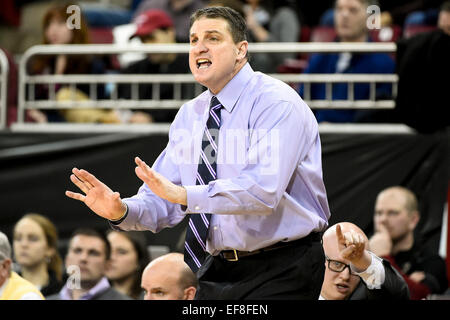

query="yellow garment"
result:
[56,87,121,123]
[0,272,45,300]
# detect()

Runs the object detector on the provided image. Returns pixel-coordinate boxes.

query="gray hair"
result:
[0,231,12,261]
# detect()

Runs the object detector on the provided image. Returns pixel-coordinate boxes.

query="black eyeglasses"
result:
[325,255,358,275]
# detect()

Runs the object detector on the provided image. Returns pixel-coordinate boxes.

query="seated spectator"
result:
[438,1,450,35]
[106,230,150,299]
[394,2,450,133]
[133,0,206,43]
[378,0,443,28]
[47,228,130,300]
[116,9,193,123]
[320,222,409,300]
[207,0,245,17]
[12,213,63,297]
[299,0,395,123]
[244,0,301,73]
[0,231,44,300]
[369,186,448,299]
[27,3,119,124]
[141,253,197,300]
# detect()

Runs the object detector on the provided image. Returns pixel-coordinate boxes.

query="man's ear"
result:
[236,41,249,61]
[183,286,197,300]
[409,210,420,230]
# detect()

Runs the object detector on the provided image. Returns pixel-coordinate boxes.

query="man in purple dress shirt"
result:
[66,7,331,299]
[47,229,129,300]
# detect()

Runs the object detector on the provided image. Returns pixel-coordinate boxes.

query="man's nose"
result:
[192,40,208,54]
[339,266,352,280]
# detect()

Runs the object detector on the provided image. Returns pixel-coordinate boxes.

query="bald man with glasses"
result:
[320,222,410,300]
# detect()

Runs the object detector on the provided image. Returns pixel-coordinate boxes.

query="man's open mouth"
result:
[197,58,212,69]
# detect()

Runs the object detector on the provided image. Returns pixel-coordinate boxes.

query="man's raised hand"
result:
[65,168,127,221]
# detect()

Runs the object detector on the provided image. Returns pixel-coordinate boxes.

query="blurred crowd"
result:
[0,185,448,300]
[0,0,449,132]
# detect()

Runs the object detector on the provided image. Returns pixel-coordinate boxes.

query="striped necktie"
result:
[184,96,222,272]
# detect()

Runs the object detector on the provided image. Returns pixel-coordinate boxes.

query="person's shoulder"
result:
[253,72,304,104]
[95,287,132,300]
[121,58,154,74]
[44,293,61,300]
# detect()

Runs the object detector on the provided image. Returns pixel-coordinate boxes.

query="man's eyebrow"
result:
[190,30,223,37]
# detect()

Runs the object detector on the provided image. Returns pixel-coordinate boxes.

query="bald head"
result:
[376,186,418,215]
[323,222,369,255]
[321,223,368,300]
[141,253,197,300]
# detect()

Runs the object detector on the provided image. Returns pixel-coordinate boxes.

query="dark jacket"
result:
[349,259,410,300]
[395,30,450,133]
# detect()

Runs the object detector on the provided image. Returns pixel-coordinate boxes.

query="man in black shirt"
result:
[369,186,448,299]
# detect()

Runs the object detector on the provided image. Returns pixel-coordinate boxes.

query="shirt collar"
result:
[207,62,254,113]
[60,276,110,300]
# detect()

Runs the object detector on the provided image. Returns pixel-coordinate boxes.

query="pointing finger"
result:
[336,224,346,245]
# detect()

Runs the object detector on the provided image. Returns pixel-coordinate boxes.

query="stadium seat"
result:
[89,27,115,44]
[403,25,437,38]
[310,26,337,42]
[370,25,402,42]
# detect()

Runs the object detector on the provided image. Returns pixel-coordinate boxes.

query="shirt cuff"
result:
[184,184,210,213]
[109,203,128,225]
[351,251,386,290]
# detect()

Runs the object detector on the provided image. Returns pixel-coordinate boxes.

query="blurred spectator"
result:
[141,253,197,300]
[438,1,450,35]
[79,0,134,28]
[47,228,130,300]
[27,3,119,124]
[0,231,44,300]
[244,0,301,73]
[12,213,63,297]
[207,0,245,17]
[320,222,409,300]
[133,0,206,43]
[106,230,150,299]
[369,186,448,299]
[378,0,443,28]
[394,2,450,133]
[116,9,193,123]
[299,0,395,123]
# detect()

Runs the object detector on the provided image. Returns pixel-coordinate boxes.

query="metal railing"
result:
[12,42,398,132]
[0,49,9,130]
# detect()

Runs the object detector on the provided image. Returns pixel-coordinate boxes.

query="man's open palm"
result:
[66,168,127,221]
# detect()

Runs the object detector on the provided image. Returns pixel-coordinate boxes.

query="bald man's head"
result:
[374,186,420,242]
[321,223,368,300]
[141,253,197,300]
[323,222,369,256]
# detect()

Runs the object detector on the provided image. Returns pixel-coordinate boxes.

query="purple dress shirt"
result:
[115,63,331,255]
[59,277,110,300]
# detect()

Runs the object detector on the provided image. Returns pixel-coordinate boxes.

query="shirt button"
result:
[194,205,201,211]
[213,226,218,231]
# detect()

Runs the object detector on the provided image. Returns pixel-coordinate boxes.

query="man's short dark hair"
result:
[69,228,111,260]
[190,6,248,44]
[441,1,450,12]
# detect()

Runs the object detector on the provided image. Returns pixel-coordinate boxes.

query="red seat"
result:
[89,28,114,44]
[403,25,437,38]
[310,26,337,42]
[370,25,402,42]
